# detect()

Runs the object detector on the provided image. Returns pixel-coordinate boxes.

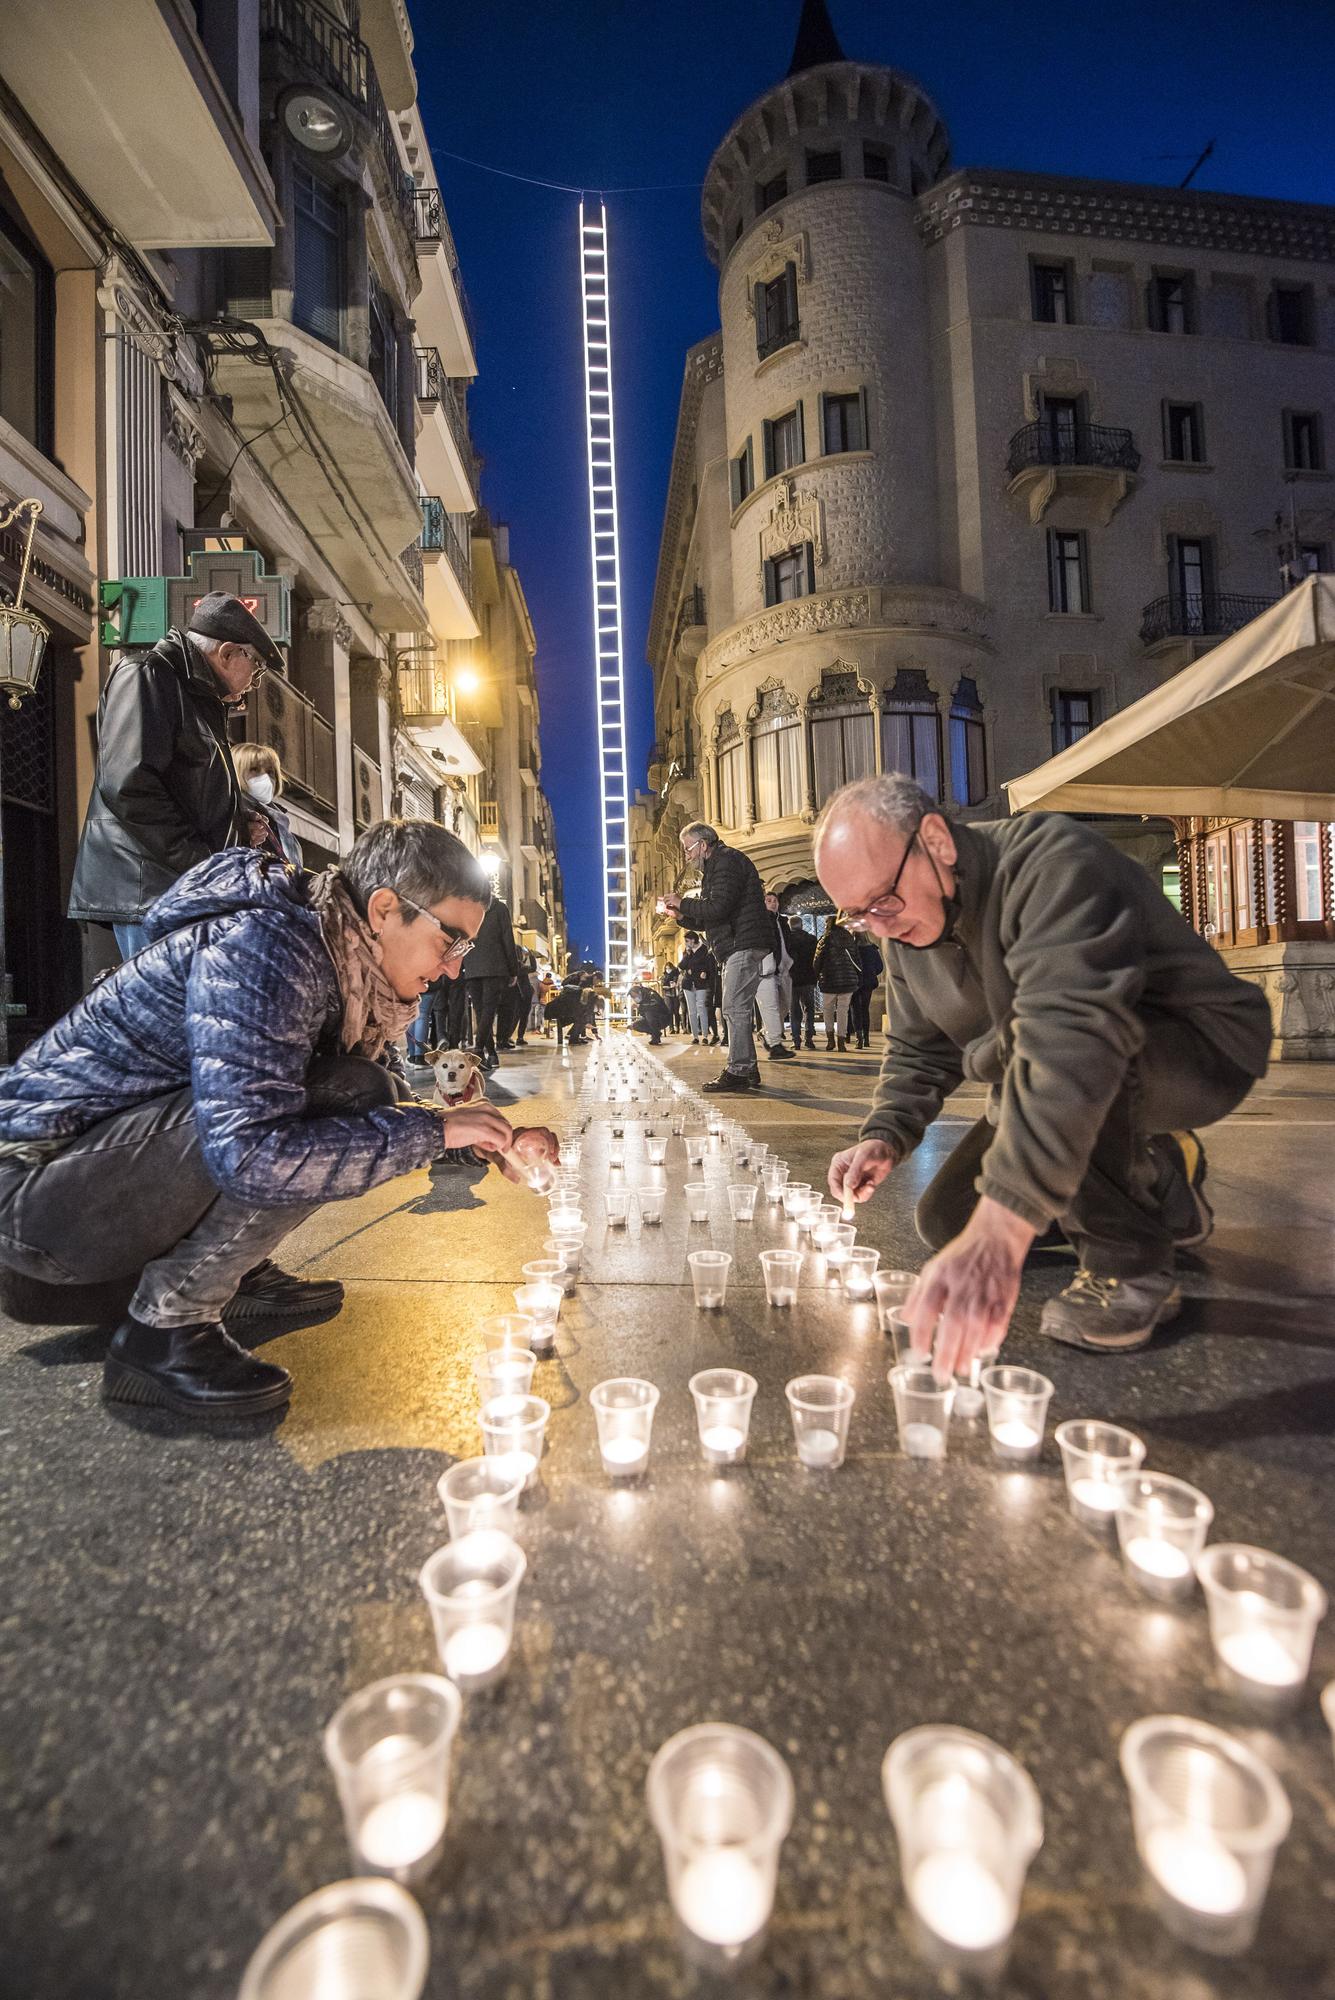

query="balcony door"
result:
[1169,536,1214,633]
[1039,395,1081,463]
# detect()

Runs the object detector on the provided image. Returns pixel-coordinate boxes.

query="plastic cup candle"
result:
[749,1142,769,1172]
[1054,1421,1146,1529]
[809,1202,841,1250]
[951,1344,997,1420]
[890,1365,954,1459]
[437,1457,524,1540]
[1196,1545,1327,1710]
[685,1138,706,1167]
[689,1369,758,1466]
[237,1877,430,2000]
[546,1202,583,1236]
[646,1135,668,1166]
[842,1246,880,1299]
[684,1182,710,1224]
[479,1392,550,1490]
[759,1248,804,1307]
[472,1348,537,1405]
[1115,1473,1214,1600]
[1120,1715,1291,1954]
[883,1725,1043,1971]
[607,1139,625,1168]
[726,1182,758,1222]
[780,1181,810,1218]
[481,1312,536,1353]
[605,1188,632,1229]
[558,1137,582,1169]
[420,1530,527,1691]
[323,1675,462,1885]
[765,1163,790,1202]
[786,1375,855,1469]
[823,1223,855,1278]
[873,1269,917,1338]
[637,1187,665,1226]
[647,1723,794,1970]
[541,1239,577,1292]
[980,1365,1054,1464]
[590,1378,660,1479]
[512,1283,560,1352]
[688,1250,733,1310]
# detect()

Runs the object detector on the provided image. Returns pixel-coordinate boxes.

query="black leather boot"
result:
[224,1260,344,1326]
[103,1316,292,1418]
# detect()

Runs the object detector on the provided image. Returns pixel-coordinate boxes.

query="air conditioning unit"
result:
[353,749,381,830]
[253,675,308,793]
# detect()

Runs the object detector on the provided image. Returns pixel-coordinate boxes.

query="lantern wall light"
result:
[0,497,49,709]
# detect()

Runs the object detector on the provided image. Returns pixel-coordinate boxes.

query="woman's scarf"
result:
[306,869,421,1060]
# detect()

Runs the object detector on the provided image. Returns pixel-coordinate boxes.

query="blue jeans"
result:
[683,987,709,1037]
[407,989,435,1060]
[113,923,151,961]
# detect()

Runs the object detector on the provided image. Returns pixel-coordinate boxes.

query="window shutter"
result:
[763,556,776,606]
[804,542,816,594]
[1200,537,1216,602]
[794,399,805,464]
[783,262,798,331]
[754,281,767,350]
[857,387,869,451]
[1165,535,1181,603]
[730,454,742,509]
[1161,400,1171,458]
[1078,532,1091,613]
[1046,531,1060,610]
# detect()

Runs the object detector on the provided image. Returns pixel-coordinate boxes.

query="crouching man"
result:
[817,775,1271,1375]
[0,821,556,1421]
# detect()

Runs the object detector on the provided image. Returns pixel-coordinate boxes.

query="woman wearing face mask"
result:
[234,742,302,867]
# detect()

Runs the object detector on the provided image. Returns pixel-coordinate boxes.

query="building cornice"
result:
[646,333,724,671]
[697,581,992,684]
[918,167,1335,263]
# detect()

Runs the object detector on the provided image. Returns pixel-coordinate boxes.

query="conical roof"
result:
[787,0,846,75]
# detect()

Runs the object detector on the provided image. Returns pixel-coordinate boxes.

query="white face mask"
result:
[246,774,276,805]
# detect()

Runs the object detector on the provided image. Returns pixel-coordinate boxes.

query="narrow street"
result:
[2,1040,1332,1998]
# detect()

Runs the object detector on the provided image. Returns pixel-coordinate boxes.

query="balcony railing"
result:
[260,0,415,244]
[1007,420,1141,482]
[1139,592,1279,648]
[480,799,500,837]
[413,185,477,349]
[522,897,550,939]
[400,539,423,595]
[420,495,474,611]
[757,317,800,362]
[414,347,476,485]
[399,661,449,717]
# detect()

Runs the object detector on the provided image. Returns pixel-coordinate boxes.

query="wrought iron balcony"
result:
[400,539,423,596]
[260,0,415,245]
[420,495,474,612]
[1139,593,1279,649]
[413,186,477,348]
[757,317,800,362]
[480,799,500,837]
[1007,421,1140,481]
[414,347,476,484]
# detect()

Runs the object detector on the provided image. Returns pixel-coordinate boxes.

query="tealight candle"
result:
[676,1850,769,1947]
[357,1790,447,1873]
[590,1378,659,1480]
[647,1724,793,1970]
[1197,1545,1326,1707]
[1070,1477,1123,1517]
[909,1851,1013,1952]
[420,1532,527,1692]
[1115,1474,1213,1600]
[981,1366,1053,1464]
[441,1622,510,1684]
[1142,1824,1248,1915]
[323,1677,461,1888]
[1125,1537,1192,1583]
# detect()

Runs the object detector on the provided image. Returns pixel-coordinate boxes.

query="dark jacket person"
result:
[69,593,280,958]
[464,896,521,1071]
[666,823,772,1092]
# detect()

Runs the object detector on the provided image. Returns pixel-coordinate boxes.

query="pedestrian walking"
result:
[0,821,556,1421]
[662,961,684,1033]
[68,592,278,960]
[661,823,772,1094]
[464,894,521,1072]
[787,920,818,1049]
[817,771,1270,1364]
[756,891,795,1062]
[498,943,534,1050]
[814,911,861,1050]
[849,937,883,1049]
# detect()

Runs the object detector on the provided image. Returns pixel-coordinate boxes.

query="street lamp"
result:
[0,497,49,709]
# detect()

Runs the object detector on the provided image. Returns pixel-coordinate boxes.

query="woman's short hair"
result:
[234,741,282,793]
[340,819,491,919]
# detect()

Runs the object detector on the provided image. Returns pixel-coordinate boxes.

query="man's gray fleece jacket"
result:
[860,815,1271,1232]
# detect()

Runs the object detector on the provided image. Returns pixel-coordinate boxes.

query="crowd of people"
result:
[0,592,1273,1418]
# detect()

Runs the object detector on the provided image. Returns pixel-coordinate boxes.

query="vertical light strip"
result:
[578,198,633,993]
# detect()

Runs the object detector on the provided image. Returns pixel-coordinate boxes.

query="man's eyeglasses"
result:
[842,825,921,932]
[391,891,474,963]
[238,646,270,680]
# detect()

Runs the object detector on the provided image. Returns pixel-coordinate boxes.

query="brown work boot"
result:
[1040,1268,1181,1354]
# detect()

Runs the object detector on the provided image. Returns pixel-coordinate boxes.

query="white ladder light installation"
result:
[579,198,632,993]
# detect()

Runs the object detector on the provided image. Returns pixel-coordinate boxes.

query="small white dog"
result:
[422,1046,487,1108]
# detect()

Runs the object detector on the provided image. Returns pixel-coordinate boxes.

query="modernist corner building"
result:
[636,0,1335,1033]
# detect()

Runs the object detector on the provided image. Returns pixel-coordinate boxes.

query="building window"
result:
[1283,410,1325,472]
[863,146,892,183]
[764,543,815,606]
[949,678,987,806]
[1293,822,1331,922]
[368,276,399,425]
[1297,543,1330,575]
[762,403,805,479]
[714,711,745,828]
[0,198,54,453]
[1051,688,1100,753]
[293,162,344,348]
[750,689,803,820]
[730,438,755,508]
[806,149,842,184]
[756,171,788,216]
[755,264,800,360]
[880,672,942,800]
[1039,394,1082,461]
[808,671,876,806]
[1269,283,1314,346]
[1147,272,1195,333]
[1031,261,1072,324]
[1163,401,1206,463]
[821,390,867,455]
[1047,530,1091,614]
[1168,535,1216,629]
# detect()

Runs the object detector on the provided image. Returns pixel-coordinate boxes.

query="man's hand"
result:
[903,1197,1036,1383]
[441,1103,515,1158]
[828,1138,896,1207]
[661,894,682,914]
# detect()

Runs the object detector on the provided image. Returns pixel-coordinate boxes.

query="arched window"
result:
[713,708,745,829]
[949,676,988,806]
[809,669,876,806]
[881,670,942,800]
[749,684,802,821]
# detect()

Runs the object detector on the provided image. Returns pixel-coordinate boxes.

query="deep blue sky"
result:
[412,0,1335,965]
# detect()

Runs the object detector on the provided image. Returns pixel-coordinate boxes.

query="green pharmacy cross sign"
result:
[99,547,291,651]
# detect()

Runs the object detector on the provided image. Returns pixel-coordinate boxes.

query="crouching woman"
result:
[0,821,556,1422]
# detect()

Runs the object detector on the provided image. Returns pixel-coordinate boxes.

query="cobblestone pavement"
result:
[2,1035,1333,1999]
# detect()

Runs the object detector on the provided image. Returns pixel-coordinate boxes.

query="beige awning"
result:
[1006,576,1335,820]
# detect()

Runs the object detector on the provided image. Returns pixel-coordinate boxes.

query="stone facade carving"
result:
[97,257,180,381]
[705,590,870,673]
[758,476,826,577]
[744,229,811,313]
[164,387,205,470]
[305,599,355,650]
[918,175,1335,263]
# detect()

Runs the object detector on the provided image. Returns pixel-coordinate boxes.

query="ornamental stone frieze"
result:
[305,599,355,651]
[96,256,181,383]
[744,226,812,312]
[164,387,205,471]
[758,477,826,582]
[699,582,992,682]
[702,589,871,675]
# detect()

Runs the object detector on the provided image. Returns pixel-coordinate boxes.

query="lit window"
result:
[1047,531,1090,614]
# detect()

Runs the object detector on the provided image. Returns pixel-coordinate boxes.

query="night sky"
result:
[411,0,1335,966]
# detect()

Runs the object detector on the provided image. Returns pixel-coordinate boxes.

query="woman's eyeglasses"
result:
[389,891,474,962]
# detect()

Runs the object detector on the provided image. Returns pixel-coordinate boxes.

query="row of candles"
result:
[237,1036,1331,1996]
